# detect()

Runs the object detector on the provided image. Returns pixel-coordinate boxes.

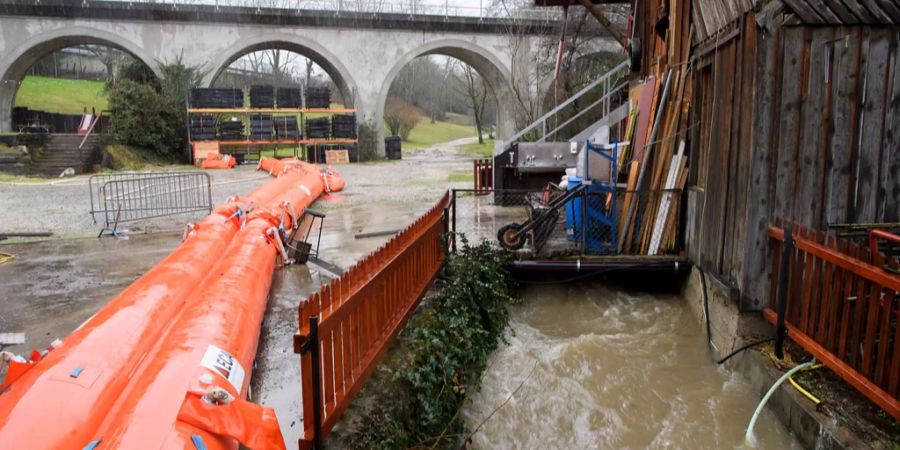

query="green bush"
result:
[107,79,182,159]
[347,238,517,449]
[107,58,204,161]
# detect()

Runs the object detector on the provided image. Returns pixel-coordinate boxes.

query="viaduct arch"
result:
[0,2,553,154]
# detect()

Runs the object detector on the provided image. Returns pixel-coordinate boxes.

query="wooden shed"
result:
[629,0,899,310]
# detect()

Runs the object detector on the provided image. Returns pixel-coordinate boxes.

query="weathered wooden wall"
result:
[740,23,900,310]
[684,16,758,302]
[632,2,899,310]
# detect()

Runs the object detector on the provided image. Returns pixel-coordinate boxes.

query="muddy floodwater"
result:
[463,282,801,449]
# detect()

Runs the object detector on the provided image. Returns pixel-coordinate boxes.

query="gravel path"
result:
[0,138,478,238]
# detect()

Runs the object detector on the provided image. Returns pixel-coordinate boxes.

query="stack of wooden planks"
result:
[616,66,693,255]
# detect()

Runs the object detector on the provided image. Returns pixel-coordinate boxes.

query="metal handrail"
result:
[79,110,108,150]
[540,80,629,142]
[99,0,563,21]
[499,60,630,152]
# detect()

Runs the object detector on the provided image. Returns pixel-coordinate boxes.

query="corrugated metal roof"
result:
[780,0,900,24]
[692,0,755,42]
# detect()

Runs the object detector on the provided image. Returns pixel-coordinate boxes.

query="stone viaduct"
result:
[0,1,557,152]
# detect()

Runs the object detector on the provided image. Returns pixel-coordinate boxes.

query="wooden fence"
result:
[765,219,900,419]
[293,192,451,449]
[473,158,492,195]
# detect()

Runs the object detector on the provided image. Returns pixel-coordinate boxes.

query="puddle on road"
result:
[463,282,801,449]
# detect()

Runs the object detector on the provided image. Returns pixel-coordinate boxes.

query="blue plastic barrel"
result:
[566,176,582,240]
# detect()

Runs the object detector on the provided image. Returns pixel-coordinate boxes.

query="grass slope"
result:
[463,138,494,157]
[387,119,476,151]
[15,76,108,114]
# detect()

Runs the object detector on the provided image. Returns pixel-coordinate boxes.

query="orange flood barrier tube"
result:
[0,162,341,449]
[91,165,332,449]
[0,201,247,448]
[92,210,288,449]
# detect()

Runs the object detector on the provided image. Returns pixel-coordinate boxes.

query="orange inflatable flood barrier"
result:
[0,159,343,449]
[200,154,236,170]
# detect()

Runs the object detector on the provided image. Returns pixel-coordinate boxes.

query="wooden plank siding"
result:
[630,0,899,310]
[736,25,900,309]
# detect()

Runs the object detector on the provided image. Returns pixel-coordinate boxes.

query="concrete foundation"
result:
[680,266,772,361]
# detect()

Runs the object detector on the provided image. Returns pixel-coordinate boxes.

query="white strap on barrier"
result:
[266,227,290,265]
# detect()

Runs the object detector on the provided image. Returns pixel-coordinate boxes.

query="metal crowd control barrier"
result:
[89,172,213,235]
[293,192,451,449]
[766,219,900,420]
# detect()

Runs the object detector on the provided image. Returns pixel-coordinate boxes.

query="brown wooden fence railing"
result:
[473,158,492,195]
[293,192,451,449]
[765,219,900,420]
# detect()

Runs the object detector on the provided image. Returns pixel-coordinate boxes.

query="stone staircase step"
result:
[28,133,101,176]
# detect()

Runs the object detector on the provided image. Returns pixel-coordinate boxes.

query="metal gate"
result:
[89,172,213,234]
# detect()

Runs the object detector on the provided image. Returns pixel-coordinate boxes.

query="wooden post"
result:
[775,226,793,359]
[308,316,323,450]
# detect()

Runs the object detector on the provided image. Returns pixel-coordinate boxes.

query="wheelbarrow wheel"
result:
[498,223,526,251]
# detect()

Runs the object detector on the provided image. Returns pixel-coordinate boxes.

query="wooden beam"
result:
[820,0,861,23]
[782,0,826,23]
[578,0,627,48]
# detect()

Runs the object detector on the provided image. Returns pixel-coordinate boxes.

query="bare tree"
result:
[384,97,422,140]
[494,0,627,130]
[452,62,490,144]
[389,57,448,123]
[82,45,128,83]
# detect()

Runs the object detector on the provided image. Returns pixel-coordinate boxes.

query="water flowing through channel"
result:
[462,282,801,449]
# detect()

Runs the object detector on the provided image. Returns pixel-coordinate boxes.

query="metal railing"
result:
[498,60,631,153]
[766,219,900,420]
[293,192,451,450]
[97,0,562,20]
[88,172,213,234]
[450,187,684,257]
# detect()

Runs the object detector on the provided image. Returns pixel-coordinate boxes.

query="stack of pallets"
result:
[305,87,331,109]
[331,114,357,139]
[249,114,274,141]
[219,120,244,141]
[274,116,301,140]
[249,86,275,108]
[190,114,216,140]
[277,88,302,108]
[305,117,331,139]
[190,88,243,108]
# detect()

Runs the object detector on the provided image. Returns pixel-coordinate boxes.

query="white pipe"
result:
[745,359,816,443]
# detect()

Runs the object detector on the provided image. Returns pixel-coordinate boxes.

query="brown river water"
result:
[462,282,801,449]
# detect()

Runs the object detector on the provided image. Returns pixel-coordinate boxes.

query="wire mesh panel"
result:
[452,189,573,257]
[89,172,213,232]
[584,189,683,256]
[451,188,684,257]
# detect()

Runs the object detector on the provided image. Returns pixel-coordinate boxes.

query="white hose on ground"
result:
[745,359,816,443]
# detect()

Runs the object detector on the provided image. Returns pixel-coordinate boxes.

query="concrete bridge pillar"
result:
[0,83,15,133]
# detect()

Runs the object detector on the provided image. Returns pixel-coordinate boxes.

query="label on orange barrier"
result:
[200,345,245,393]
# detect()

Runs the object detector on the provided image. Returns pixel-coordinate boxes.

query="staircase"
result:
[30,134,100,177]
[500,60,631,152]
